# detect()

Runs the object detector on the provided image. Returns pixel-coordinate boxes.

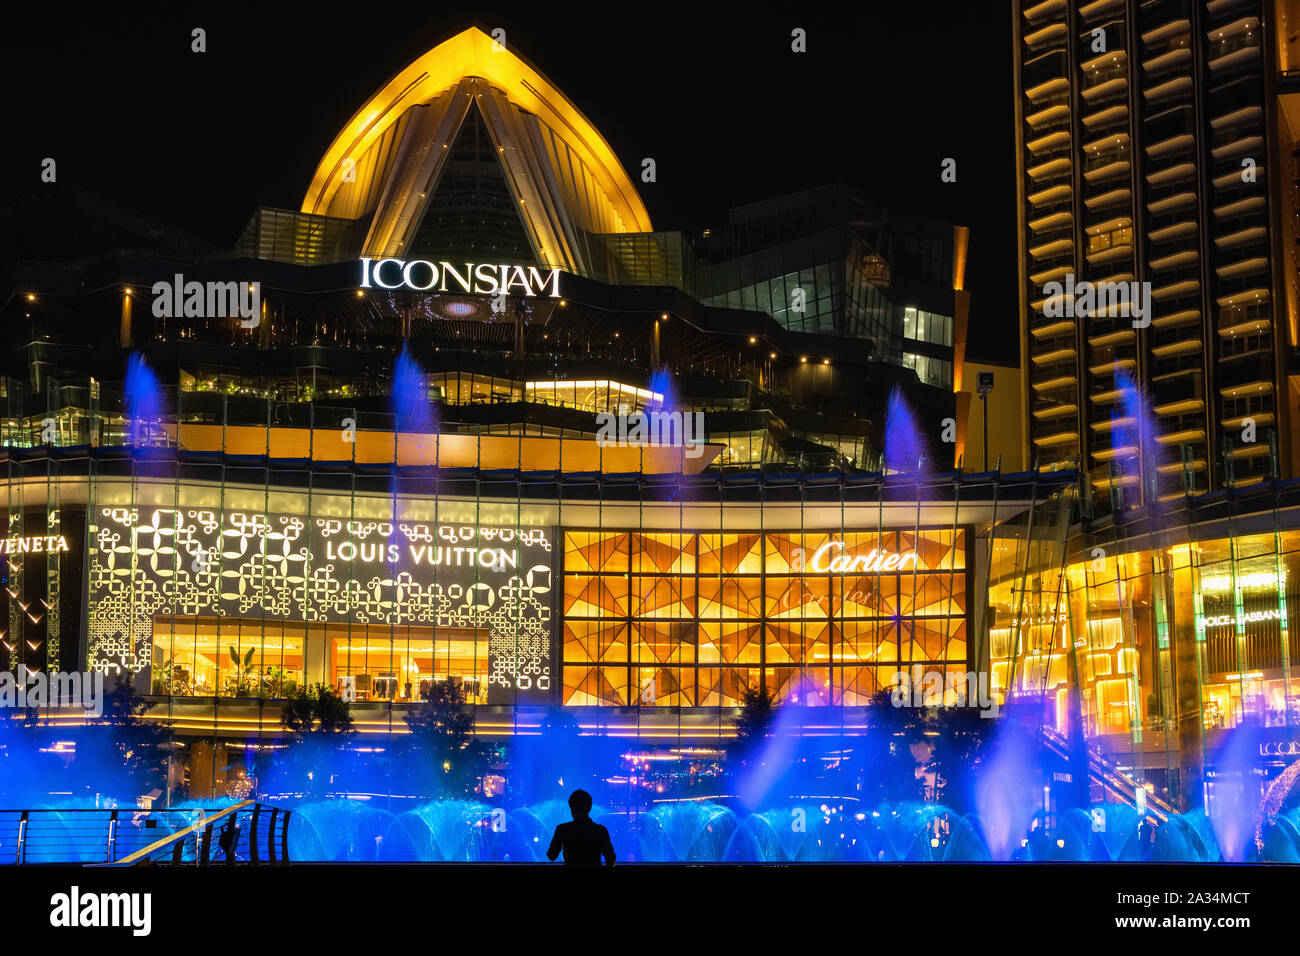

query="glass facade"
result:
[562,529,968,708]
[696,232,895,344]
[4,433,1082,805]
[986,482,1300,807]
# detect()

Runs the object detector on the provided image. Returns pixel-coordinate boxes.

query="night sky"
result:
[2,3,1018,361]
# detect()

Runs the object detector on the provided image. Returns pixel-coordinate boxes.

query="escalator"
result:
[1041,725,1176,823]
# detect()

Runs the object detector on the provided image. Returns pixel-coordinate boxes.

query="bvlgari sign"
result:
[359,258,562,298]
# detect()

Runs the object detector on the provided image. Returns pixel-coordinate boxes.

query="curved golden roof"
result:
[301,27,651,270]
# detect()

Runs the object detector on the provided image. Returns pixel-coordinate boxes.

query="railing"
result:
[0,801,291,866]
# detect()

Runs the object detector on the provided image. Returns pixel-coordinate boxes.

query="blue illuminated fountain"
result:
[124,353,164,449]
[391,344,438,461]
[882,386,928,475]
[973,721,1041,861]
[1206,722,1268,862]
[1111,367,1161,506]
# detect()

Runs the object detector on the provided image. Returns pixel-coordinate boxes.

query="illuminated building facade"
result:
[1005,0,1300,811]
[0,27,982,752]
[1013,0,1300,505]
[8,23,1298,816]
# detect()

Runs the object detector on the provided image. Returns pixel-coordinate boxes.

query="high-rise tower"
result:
[1013,0,1298,511]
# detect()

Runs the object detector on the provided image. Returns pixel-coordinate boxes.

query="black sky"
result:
[1,2,1018,362]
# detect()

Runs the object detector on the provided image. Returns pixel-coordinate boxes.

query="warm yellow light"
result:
[822,358,829,365]
[748,336,756,344]
[769,352,777,359]
[356,290,365,297]
[26,294,35,301]
[301,28,652,233]
[801,356,807,363]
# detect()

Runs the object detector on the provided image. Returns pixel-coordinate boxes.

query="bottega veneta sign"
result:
[359,258,562,297]
[0,534,69,554]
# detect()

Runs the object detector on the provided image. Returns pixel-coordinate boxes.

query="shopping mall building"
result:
[3,27,1298,808]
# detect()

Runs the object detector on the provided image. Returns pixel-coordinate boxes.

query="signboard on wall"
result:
[87,507,557,704]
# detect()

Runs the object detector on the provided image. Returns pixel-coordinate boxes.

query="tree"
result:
[860,685,992,810]
[83,677,172,801]
[733,686,778,752]
[275,683,354,798]
[725,685,778,777]
[281,682,353,736]
[0,697,45,805]
[861,686,933,805]
[402,680,487,798]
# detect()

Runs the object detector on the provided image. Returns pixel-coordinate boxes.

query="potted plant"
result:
[224,646,257,697]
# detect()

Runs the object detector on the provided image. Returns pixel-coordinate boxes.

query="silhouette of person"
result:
[547,789,615,866]
[218,817,240,865]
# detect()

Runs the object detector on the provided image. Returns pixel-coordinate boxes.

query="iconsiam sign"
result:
[358,257,562,298]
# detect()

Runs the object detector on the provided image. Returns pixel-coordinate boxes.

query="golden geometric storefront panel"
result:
[562,529,969,706]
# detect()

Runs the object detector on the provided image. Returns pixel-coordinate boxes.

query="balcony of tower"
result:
[1021,0,1066,27]
[1147,217,1197,246]
[1027,182,1072,211]
[1030,314,1075,341]
[1217,353,1275,391]
[1026,128,1072,159]
[1082,50,1130,105]
[1080,0,1124,20]
[1216,287,1271,332]
[1213,194,1267,223]
[1024,20,1069,54]
[1210,130,1265,171]
[1206,16,1262,74]
[1031,401,1079,435]
[1142,42,1193,77]
[1084,185,1132,218]
[1083,133,1132,186]
[1031,426,1082,456]
[1028,208,1073,238]
[1211,165,1264,204]
[1029,258,1074,288]
[1081,102,1129,139]
[1140,14,1192,53]
[1028,234,1074,261]
[1146,187,1197,227]
[1026,101,1071,132]
[1026,155,1072,184]
[1144,73,1194,106]
[1087,325,1138,357]
[1150,336,1203,365]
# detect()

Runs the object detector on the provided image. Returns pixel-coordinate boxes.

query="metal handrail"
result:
[0,801,291,866]
[108,800,253,867]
